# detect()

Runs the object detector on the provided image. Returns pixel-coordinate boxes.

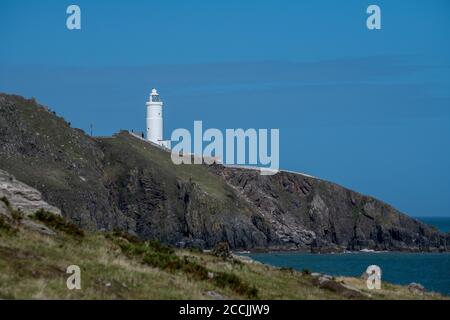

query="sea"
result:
[245,217,450,296]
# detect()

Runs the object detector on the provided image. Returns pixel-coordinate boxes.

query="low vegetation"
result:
[32,209,84,238]
[0,215,16,236]
[1,196,11,207]
[0,207,447,300]
[108,232,258,298]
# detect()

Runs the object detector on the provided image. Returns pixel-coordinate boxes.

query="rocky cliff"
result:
[0,169,61,216]
[0,93,448,251]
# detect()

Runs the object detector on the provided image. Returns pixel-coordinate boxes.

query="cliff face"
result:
[0,93,448,251]
[209,166,449,251]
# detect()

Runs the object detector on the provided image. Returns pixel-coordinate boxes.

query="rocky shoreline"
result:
[240,246,450,254]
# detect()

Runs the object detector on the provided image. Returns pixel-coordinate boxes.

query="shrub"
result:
[111,237,257,298]
[32,209,84,237]
[280,267,294,273]
[214,271,258,299]
[231,258,244,268]
[11,210,24,223]
[147,240,175,255]
[188,247,203,254]
[212,241,232,259]
[180,257,209,280]
[301,268,311,276]
[0,216,16,236]
[0,196,11,208]
[108,230,141,244]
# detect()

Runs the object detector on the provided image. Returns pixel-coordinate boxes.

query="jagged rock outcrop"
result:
[0,169,61,216]
[311,274,368,299]
[0,93,449,251]
[408,283,425,294]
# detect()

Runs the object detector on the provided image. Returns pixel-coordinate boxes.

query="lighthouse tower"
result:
[146,88,163,144]
[146,89,171,149]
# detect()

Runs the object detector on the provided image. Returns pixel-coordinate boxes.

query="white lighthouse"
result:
[146,88,170,149]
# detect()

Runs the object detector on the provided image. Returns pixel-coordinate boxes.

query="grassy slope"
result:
[99,133,236,201]
[0,208,446,300]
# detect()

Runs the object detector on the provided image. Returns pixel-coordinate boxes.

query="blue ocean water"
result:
[247,217,450,296]
[247,252,450,296]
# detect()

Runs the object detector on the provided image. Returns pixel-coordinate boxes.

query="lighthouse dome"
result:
[150,88,161,103]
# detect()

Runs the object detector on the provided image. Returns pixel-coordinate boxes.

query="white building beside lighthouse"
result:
[146,88,171,149]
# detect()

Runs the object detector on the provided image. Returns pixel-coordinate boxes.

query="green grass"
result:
[0,206,447,300]
[109,232,258,298]
[98,132,236,201]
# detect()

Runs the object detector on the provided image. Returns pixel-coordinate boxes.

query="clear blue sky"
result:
[1,0,449,217]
